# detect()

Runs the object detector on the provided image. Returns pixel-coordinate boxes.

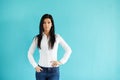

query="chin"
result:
[45,30,50,32]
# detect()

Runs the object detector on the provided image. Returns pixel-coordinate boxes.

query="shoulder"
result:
[34,35,38,40]
[55,34,64,41]
[32,35,38,43]
[55,34,61,38]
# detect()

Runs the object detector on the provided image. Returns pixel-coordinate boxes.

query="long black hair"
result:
[36,14,56,49]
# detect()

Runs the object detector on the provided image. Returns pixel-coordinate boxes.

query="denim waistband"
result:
[37,65,59,73]
[38,65,59,68]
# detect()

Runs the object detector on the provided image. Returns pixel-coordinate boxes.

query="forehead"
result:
[44,18,51,22]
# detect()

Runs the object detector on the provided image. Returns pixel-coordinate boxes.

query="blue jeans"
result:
[35,66,59,80]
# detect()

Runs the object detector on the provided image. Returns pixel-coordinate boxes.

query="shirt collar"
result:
[42,32,50,39]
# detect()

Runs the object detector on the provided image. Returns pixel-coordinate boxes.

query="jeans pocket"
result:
[52,67,59,73]
[36,70,43,73]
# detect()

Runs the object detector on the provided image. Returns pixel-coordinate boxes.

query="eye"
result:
[48,22,51,24]
[43,21,46,24]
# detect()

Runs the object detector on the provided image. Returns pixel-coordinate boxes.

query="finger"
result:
[37,69,43,72]
[40,68,43,71]
[52,63,57,67]
[51,63,55,67]
[52,65,56,67]
[38,66,43,70]
[36,69,40,72]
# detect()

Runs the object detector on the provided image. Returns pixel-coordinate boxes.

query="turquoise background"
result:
[0,0,120,80]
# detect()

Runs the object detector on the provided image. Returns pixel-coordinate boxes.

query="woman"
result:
[28,14,72,80]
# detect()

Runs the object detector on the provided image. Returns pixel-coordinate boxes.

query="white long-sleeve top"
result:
[28,33,72,68]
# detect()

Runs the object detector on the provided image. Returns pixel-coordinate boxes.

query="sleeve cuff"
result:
[33,64,38,68]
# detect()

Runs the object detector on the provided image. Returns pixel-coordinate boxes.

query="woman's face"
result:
[43,18,52,33]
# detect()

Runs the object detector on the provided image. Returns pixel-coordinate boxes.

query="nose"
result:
[45,23,49,25]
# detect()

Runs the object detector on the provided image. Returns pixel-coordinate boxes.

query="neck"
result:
[44,31,49,37]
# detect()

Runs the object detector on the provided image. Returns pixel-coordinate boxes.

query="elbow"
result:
[27,51,32,59]
[27,52,30,60]
[66,47,72,55]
